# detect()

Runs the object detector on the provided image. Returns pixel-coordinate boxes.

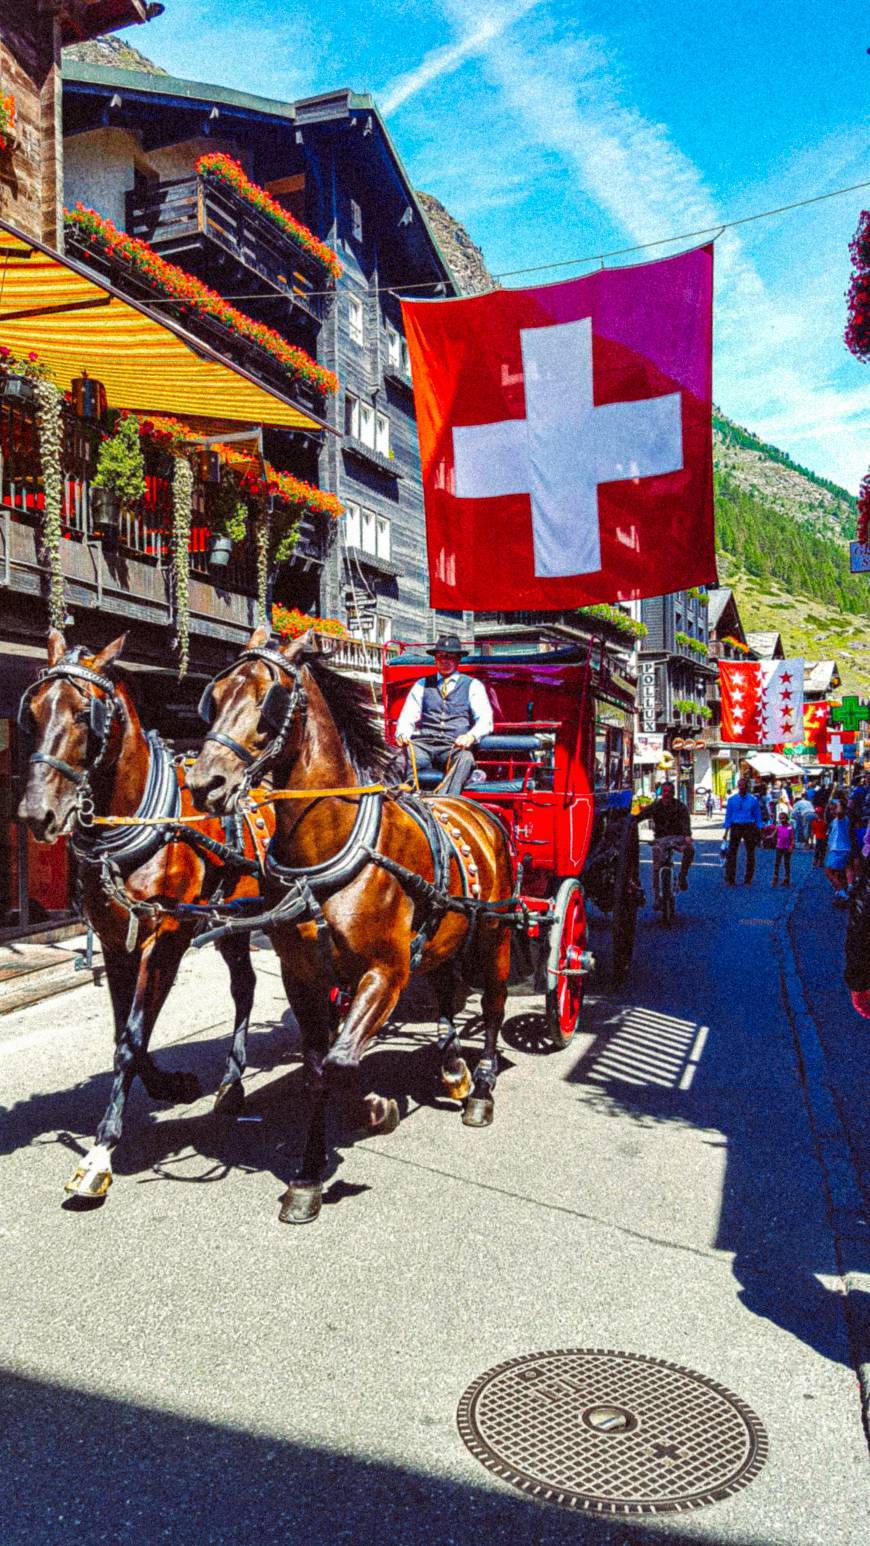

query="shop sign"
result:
[850,541,870,574]
[636,732,664,760]
[639,661,657,733]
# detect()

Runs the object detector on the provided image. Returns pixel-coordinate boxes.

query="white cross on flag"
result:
[402,246,715,610]
[719,659,805,745]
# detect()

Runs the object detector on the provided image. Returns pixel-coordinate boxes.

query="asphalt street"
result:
[0,822,867,1545]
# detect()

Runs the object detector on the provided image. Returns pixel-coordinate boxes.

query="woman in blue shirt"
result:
[825,798,851,904]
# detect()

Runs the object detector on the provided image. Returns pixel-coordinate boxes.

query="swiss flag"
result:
[402,245,715,610]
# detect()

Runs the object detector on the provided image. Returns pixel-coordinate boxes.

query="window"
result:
[375,412,390,457]
[376,514,391,560]
[361,507,376,553]
[344,392,359,440]
[344,500,361,549]
[386,326,411,378]
[350,199,363,242]
[348,294,364,346]
[358,398,375,448]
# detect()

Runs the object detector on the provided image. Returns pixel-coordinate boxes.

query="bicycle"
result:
[647,836,681,925]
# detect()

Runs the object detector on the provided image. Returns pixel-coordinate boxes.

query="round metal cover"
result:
[457,1348,768,1515]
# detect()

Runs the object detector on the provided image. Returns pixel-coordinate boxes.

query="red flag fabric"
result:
[803,701,829,748]
[719,661,762,744]
[402,245,715,611]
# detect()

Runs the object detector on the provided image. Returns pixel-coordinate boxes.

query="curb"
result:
[774,867,870,1447]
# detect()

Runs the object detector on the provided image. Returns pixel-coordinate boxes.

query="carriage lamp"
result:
[72,372,107,421]
[197,447,221,484]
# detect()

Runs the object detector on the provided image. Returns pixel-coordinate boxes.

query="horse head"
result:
[186,626,323,814]
[17,629,128,842]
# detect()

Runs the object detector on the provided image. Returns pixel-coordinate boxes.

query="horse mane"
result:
[305,657,389,779]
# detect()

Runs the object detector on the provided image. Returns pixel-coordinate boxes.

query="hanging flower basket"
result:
[845,210,870,361]
[0,374,36,406]
[857,470,869,547]
[0,94,17,155]
[207,533,234,569]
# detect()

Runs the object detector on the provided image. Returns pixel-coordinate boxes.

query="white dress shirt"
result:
[395,672,494,743]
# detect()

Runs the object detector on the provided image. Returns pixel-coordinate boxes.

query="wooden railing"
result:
[125,175,328,323]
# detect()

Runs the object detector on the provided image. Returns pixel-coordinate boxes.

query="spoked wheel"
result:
[660,866,675,926]
[545,878,589,1050]
[609,818,641,985]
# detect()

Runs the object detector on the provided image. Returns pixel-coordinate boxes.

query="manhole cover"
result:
[457,1348,767,1515]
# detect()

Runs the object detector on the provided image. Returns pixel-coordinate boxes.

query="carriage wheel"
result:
[609,818,641,985]
[545,878,588,1051]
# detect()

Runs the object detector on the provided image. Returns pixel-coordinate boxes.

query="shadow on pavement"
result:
[0,1366,772,1546]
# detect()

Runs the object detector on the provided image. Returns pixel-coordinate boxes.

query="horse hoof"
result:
[441,1059,473,1103]
[64,1149,113,1200]
[214,1079,244,1116]
[366,1097,400,1137]
[278,1182,323,1225]
[463,1095,494,1128]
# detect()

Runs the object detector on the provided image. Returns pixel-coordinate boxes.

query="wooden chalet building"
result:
[637,588,716,806]
[61,62,458,643]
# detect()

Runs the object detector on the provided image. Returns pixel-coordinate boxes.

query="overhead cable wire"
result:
[131,175,870,303]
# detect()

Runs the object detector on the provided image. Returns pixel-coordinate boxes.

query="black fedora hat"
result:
[429,633,464,656]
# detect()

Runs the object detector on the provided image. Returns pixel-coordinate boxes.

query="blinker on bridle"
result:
[18,659,118,789]
[197,647,306,778]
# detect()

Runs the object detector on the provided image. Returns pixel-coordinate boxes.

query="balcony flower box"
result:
[196,153,342,281]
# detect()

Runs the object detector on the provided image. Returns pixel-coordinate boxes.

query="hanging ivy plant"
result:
[172,456,194,676]
[251,506,269,624]
[207,469,249,542]
[35,379,65,629]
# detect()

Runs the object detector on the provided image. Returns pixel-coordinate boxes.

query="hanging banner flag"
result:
[719,659,805,744]
[803,701,830,747]
[818,728,858,765]
[402,245,715,611]
[759,659,804,744]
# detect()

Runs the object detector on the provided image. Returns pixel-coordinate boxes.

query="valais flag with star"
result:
[719,660,805,745]
[402,245,715,610]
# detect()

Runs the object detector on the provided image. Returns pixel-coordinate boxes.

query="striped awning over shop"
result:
[0,220,323,432]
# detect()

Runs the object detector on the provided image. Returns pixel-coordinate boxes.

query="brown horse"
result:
[186,626,514,1224]
[17,629,275,1200]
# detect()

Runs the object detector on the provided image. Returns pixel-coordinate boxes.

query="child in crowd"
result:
[811,807,828,868]
[824,798,851,904]
[772,810,795,886]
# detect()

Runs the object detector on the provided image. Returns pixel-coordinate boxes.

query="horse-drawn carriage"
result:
[382,639,642,1049]
[17,624,641,1219]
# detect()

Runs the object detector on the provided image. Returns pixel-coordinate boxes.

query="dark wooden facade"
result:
[61,68,457,643]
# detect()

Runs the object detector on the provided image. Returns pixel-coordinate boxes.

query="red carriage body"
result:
[383,642,641,1046]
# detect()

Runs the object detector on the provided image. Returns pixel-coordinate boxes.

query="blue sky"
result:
[138,1,870,492]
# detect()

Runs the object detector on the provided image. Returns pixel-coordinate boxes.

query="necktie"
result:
[440,676,450,699]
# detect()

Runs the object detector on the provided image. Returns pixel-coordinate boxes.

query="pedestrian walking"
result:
[846,769,870,883]
[810,808,828,868]
[792,793,814,846]
[772,810,795,886]
[705,788,715,819]
[723,776,764,885]
[824,798,851,904]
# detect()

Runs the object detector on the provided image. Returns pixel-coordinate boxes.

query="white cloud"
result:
[379,0,542,115]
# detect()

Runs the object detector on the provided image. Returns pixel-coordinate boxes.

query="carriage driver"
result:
[392,633,493,796]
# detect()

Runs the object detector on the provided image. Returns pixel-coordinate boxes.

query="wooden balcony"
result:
[124,175,330,325]
[0,397,327,645]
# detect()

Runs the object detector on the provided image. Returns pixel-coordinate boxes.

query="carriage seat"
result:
[410,731,553,793]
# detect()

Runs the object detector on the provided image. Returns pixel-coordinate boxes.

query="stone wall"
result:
[0,0,62,246]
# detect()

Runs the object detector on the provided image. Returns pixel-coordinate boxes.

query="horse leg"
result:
[463,924,510,1129]
[322,965,405,1137]
[213,936,257,1116]
[65,931,199,1200]
[278,974,332,1225]
[432,961,472,1103]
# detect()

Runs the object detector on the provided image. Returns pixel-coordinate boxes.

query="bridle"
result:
[198,645,307,796]
[18,652,119,825]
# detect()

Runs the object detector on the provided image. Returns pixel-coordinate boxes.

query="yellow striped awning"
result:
[0,220,324,432]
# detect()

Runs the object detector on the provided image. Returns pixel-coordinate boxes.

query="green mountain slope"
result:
[712,412,868,695]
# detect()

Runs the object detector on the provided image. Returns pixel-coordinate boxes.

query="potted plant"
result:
[0,347,53,406]
[206,468,248,568]
[91,413,145,539]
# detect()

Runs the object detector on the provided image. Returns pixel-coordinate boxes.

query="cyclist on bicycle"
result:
[637,781,695,909]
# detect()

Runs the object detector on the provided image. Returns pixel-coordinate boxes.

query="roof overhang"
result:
[0,219,326,432]
[60,2,164,47]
